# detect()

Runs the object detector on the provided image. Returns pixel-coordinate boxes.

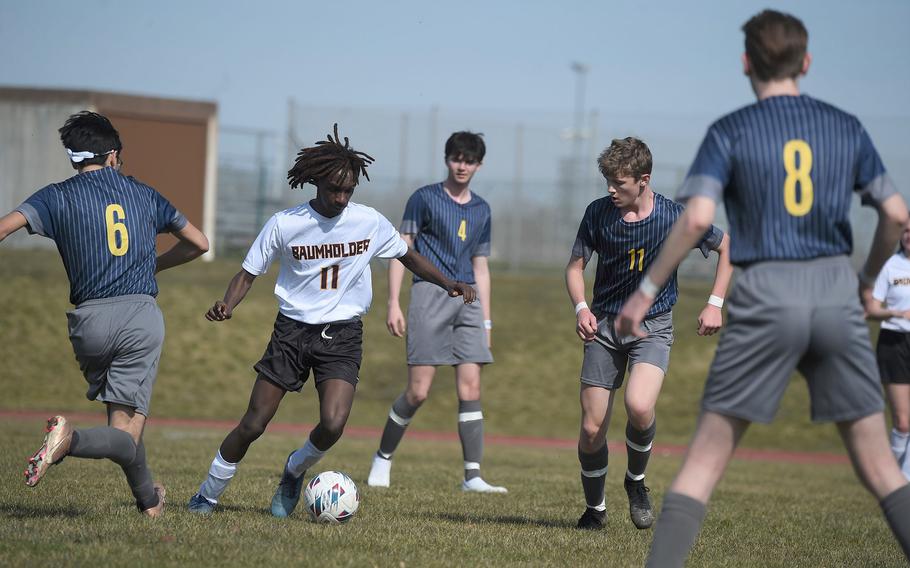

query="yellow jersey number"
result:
[783,139,813,217]
[628,248,644,272]
[457,219,467,242]
[105,204,129,256]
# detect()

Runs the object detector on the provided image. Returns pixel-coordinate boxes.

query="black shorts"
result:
[876,329,910,385]
[254,313,363,391]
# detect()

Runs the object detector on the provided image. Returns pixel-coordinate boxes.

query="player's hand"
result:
[486,329,492,349]
[449,282,476,303]
[576,308,598,342]
[205,300,232,322]
[615,290,653,338]
[697,304,723,336]
[387,303,407,337]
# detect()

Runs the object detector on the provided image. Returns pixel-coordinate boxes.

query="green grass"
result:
[0,419,904,568]
[0,249,902,567]
[0,249,846,452]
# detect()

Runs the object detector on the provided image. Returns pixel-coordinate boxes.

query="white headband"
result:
[66,148,115,163]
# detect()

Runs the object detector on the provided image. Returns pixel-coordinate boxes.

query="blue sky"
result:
[2,0,909,186]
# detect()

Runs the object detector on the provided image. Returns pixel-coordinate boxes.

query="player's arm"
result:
[566,255,597,342]
[0,211,27,243]
[156,221,210,273]
[859,194,909,306]
[697,232,733,336]
[206,269,257,322]
[397,247,476,303]
[617,195,718,338]
[864,297,910,321]
[386,233,414,337]
[472,255,492,347]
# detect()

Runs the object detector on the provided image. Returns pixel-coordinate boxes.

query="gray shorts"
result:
[702,256,884,424]
[581,312,674,390]
[406,281,493,366]
[66,295,165,416]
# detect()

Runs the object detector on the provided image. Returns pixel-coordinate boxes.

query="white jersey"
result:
[873,252,910,332]
[242,201,409,324]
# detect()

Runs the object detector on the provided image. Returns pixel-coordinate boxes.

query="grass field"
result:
[0,249,904,567]
[0,419,904,567]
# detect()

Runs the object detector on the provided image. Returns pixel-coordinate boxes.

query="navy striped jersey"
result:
[15,167,187,305]
[401,183,492,284]
[572,192,723,318]
[677,95,897,265]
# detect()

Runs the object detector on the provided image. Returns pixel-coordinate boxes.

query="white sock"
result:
[891,429,909,463]
[287,439,326,478]
[199,450,237,504]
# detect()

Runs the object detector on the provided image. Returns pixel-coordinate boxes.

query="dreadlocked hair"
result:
[287,123,375,189]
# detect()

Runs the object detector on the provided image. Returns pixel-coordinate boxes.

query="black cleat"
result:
[624,478,654,529]
[576,507,606,530]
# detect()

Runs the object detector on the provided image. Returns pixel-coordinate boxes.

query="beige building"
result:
[0,87,218,256]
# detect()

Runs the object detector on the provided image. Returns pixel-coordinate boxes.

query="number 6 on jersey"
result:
[105,203,129,256]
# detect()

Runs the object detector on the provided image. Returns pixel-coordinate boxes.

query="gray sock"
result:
[881,484,910,560]
[578,445,609,510]
[377,394,420,459]
[69,427,137,466]
[121,441,158,511]
[458,400,484,481]
[626,419,656,482]
[646,492,707,568]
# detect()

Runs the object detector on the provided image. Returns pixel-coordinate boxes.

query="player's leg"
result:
[577,384,617,529]
[106,404,164,517]
[646,411,749,568]
[888,384,910,479]
[272,378,356,517]
[875,330,910,472]
[837,412,910,558]
[190,376,287,513]
[622,362,665,529]
[369,365,436,487]
[456,363,505,493]
[273,318,362,517]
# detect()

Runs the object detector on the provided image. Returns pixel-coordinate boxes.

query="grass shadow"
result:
[432,511,576,529]
[0,502,84,519]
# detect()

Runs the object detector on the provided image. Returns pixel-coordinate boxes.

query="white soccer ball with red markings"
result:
[304,471,360,524]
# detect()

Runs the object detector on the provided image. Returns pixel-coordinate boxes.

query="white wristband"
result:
[483,319,492,330]
[707,294,724,308]
[639,276,659,299]
[574,301,589,315]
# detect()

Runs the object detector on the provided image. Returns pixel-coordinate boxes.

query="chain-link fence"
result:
[216,102,909,275]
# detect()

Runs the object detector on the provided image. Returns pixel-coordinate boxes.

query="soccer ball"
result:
[303,471,360,524]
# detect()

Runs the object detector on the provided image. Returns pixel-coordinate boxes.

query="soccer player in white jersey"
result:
[866,221,910,481]
[187,125,476,517]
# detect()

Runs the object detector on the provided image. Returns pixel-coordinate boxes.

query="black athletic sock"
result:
[881,484,910,560]
[121,441,158,511]
[458,400,484,481]
[69,427,137,466]
[578,445,609,509]
[646,492,707,568]
[378,394,420,458]
[626,419,656,482]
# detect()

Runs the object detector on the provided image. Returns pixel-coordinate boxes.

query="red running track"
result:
[0,409,848,466]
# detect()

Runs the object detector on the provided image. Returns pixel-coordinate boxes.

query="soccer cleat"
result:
[461,477,508,493]
[142,483,166,518]
[367,454,392,487]
[24,416,73,487]
[270,453,304,518]
[576,507,606,530]
[187,492,216,515]
[624,478,655,529]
